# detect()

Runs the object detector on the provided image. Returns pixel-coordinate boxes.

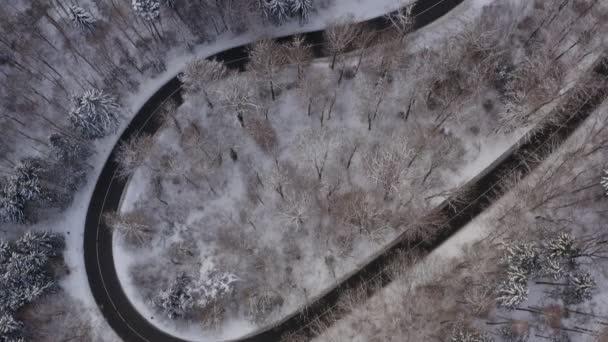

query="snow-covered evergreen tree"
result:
[545,232,580,260]
[68,6,95,31]
[12,160,42,202]
[69,89,122,139]
[162,0,176,9]
[259,0,291,25]
[15,232,65,257]
[539,256,565,280]
[290,0,314,23]
[0,313,23,339]
[564,271,596,304]
[0,232,64,341]
[0,241,9,264]
[0,160,44,222]
[132,0,161,21]
[601,169,608,195]
[0,186,25,224]
[501,242,539,276]
[496,280,528,308]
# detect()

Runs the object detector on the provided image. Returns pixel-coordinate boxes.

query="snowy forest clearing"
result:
[313,96,608,342]
[109,0,607,340]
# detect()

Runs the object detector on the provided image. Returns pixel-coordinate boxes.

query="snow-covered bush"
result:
[153,274,195,319]
[153,271,239,319]
[0,232,64,341]
[68,6,95,31]
[191,271,239,308]
[69,89,122,139]
[132,0,161,21]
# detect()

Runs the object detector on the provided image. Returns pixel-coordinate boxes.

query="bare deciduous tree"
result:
[179,58,228,108]
[324,17,360,70]
[297,128,337,180]
[248,38,288,101]
[364,135,411,200]
[104,210,154,245]
[386,5,414,41]
[115,133,155,178]
[284,35,313,82]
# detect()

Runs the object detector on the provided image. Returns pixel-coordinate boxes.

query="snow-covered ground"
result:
[5,0,606,340]
[109,0,608,340]
[14,0,425,341]
[313,75,608,342]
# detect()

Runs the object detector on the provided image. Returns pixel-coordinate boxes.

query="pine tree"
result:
[69,89,122,139]
[0,241,9,264]
[12,160,42,202]
[0,232,64,341]
[290,0,314,23]
[0,313,23,338]
[163,0,176,9]
[15,232,65,257]
[68,6,96,31]
[259,0,291,25]
[496,280,528,308]
[132,0,161,21]
[564,271,596,304]
[0,185,25,224]
[601,169,608,195]
[501,242,539,276]
[545,232,580,260]
[539,256,565,280]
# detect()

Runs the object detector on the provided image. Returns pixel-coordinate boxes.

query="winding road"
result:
[83,1,608,341]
